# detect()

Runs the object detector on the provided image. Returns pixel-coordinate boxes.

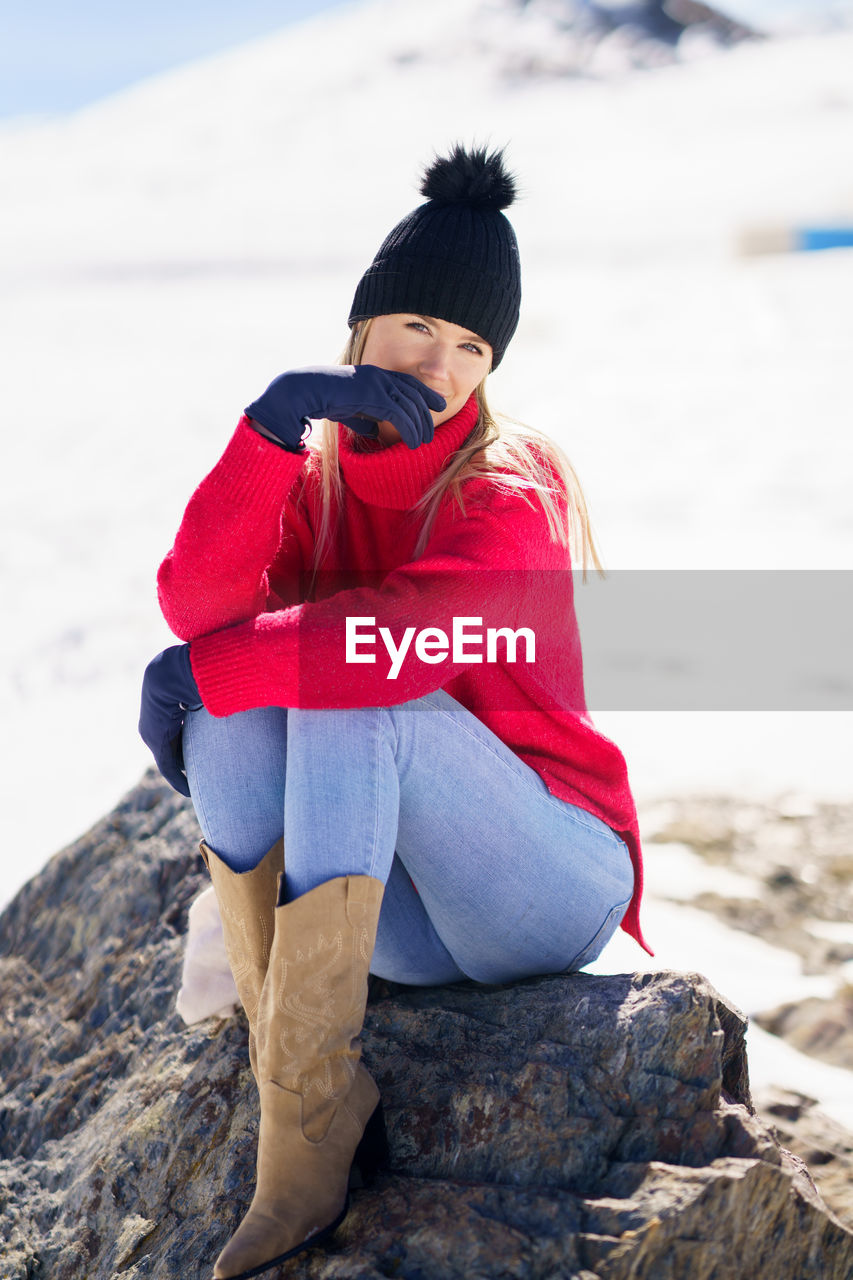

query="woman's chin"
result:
[375,403,457,445]
[375,420,402,446]
[432,406,458,429]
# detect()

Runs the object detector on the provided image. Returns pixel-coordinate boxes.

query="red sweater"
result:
[158,396,649,953]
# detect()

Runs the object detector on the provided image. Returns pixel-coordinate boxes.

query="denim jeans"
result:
[183,689,634,987]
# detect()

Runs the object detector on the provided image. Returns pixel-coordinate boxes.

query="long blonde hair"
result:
[302,319,603,580]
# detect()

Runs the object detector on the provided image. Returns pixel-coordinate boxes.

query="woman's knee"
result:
[286,704,383,737]
[185,704,289,762]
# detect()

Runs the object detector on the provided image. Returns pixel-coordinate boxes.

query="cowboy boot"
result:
[212,873,386,1280]
[199,838,283,1080]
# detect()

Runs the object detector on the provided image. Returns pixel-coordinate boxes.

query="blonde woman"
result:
[140,144,649,1280]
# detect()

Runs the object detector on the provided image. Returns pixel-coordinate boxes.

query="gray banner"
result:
[300,569,853,711]
[576,571,853,710]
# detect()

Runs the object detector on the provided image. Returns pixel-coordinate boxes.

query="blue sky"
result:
[0,0,349,119]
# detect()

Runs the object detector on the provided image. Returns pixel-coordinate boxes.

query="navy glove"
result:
[245,365,447,452]
[139,643,202,797]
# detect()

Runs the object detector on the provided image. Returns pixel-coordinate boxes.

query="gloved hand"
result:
[245,365,447,452]
[139,643,202,797]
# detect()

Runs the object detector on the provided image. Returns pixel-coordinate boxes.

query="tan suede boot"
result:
[212,873,386,1280]
[199,839,283,1080]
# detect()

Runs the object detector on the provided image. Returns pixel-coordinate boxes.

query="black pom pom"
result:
[420,144,516,212]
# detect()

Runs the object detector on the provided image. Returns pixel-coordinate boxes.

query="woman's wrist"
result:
[248,416,306,453]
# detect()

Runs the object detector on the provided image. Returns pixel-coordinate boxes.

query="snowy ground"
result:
[1,0,851,1119]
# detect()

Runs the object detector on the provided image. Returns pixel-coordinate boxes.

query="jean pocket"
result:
[564,897,632,973]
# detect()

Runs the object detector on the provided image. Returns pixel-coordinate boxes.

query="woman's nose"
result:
[418,343,452,380]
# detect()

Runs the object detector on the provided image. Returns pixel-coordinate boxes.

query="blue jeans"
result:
[183,689,634,987]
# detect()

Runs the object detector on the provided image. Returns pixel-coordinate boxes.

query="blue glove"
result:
[245,365,447,452]
[139,644,202,797]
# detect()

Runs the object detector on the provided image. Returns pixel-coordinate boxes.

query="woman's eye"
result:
[407,321,430,333]
[463,343,484,356]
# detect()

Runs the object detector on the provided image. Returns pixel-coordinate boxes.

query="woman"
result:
[140,144,649,1280]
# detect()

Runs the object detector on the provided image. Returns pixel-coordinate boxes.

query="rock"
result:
[642,794,853,976]
[754,1087,853,1232]
[663,0,757,43]
[479,0,759,83]
[1,773,852,1279]
[647,809,738,853]
[753,988,853,1070]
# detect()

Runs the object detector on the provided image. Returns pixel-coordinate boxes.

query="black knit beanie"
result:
[348,145,521,369]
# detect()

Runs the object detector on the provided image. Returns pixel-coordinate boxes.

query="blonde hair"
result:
[302,318,603,582]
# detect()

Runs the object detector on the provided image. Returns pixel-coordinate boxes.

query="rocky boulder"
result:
[1,773,851,1279]
[754,989,853,1070]
[753,1086,853,1235]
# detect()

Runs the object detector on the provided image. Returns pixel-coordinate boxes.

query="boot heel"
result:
[349,1101,389,1188]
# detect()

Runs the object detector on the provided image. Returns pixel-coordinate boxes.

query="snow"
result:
[1,0,851,1121]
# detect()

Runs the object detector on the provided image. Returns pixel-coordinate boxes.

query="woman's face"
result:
[359,313,492,445]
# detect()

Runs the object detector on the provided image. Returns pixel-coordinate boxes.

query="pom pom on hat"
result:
[420,144,517,212]
[349,143,522,369]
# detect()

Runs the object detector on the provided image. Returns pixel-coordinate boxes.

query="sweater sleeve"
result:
[189,484,568,716]
[156,416,309,641]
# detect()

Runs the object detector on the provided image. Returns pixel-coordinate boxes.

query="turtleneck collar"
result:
[336,394,480,510]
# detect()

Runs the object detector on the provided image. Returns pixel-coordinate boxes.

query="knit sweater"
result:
[157,396,650,953]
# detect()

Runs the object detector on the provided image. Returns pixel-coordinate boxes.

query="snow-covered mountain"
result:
[1,0,845,281]
[1,0,851,899]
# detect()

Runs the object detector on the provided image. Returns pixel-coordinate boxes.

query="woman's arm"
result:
[187,482,572,715]
[158,365,445,642]
[157,416,309,641]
